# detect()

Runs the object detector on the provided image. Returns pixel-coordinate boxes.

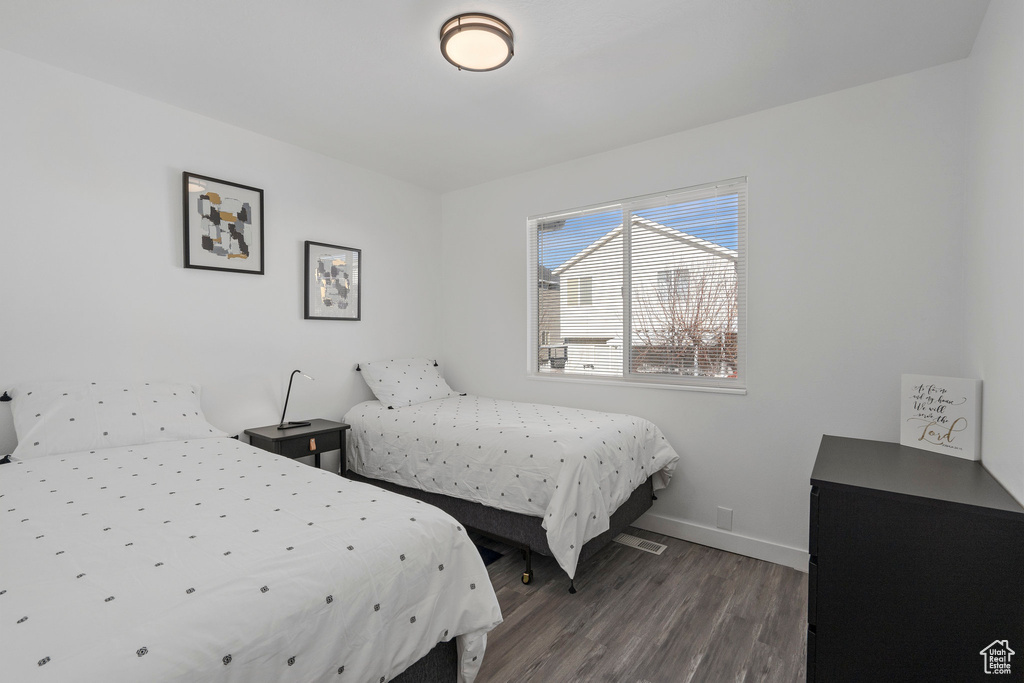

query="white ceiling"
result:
[0,0,988,193]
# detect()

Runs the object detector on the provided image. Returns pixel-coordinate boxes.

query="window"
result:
[657,268,689,302]
[528,178,746,390]
[566,276,593,306]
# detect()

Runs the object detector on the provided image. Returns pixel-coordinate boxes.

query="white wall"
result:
[440,62,969,567]
[964,0,1024,503]
[3,27,1008,569]
[0,49,444,469]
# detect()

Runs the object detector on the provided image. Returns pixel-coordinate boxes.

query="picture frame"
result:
[182,171,264,274]
[304,240,361,321]
[900,374,982,460]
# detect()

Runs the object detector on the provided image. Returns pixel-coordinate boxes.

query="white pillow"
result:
[10,381,227,460]
[358,358,457,408]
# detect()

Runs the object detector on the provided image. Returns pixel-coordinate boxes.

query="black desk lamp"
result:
[278,370,313,429]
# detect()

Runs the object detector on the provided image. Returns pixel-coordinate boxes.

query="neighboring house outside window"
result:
[528,178,747,391]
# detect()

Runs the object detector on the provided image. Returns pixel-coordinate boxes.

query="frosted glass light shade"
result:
[440,13,514,72]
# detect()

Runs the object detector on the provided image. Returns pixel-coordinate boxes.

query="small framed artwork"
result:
[900,374,982,460]
[182,171,264,274]
[304,241,361,321]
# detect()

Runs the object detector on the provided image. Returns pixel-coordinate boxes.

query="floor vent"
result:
[613,533,667,555]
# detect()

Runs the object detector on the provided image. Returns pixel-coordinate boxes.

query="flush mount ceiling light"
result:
[439,13,514,72]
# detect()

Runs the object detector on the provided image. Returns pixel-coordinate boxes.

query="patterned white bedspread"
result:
[0,438,501,683]
[345,395,680,578]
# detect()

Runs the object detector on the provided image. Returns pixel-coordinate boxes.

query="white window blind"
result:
[528,178,746,390]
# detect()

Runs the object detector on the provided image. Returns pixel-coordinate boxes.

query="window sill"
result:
[526,372,747,395]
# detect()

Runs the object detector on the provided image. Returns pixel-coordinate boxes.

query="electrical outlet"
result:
[716,506,733,531]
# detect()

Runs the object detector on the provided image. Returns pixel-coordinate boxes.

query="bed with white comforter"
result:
[0,438,502,683]
[345,394,680,579]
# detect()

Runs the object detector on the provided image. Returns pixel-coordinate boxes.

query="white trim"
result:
[526,219,539,376]
[526,373,747,395]
[526,177,747,222]
[632,511,808,571]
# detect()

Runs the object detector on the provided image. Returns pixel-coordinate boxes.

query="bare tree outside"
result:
[631,264,738,377]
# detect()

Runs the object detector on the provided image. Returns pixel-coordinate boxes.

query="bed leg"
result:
[568,579,577,594]
[652,494,658,501]
[521,547,534,585]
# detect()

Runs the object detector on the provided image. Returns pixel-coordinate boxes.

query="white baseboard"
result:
[632,511,809,572]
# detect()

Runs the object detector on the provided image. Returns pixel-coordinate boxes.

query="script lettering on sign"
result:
[899,375,981,460]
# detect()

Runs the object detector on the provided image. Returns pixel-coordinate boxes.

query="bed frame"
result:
[346,469,655,593]
[393,640,458,683]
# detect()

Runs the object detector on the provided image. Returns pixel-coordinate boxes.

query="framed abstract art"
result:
[304,240,361,320]
[182,172,264,274]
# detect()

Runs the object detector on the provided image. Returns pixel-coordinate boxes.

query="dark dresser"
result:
[808,435,1024,682]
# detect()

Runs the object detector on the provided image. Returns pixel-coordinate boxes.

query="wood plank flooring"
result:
[474,528,807,683]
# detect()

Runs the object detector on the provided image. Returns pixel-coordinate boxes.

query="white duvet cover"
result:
[345,395,680,579]
[0,438,501,683]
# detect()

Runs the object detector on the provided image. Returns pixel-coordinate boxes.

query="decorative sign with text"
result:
[900,374,982,460]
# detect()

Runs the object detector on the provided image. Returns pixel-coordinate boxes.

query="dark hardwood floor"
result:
[474,528,807,683]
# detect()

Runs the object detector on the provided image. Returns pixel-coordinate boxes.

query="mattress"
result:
[345,395,679,578]
[0,438,502,683]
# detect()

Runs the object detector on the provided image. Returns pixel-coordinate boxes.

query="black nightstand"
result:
[244,419,350,474]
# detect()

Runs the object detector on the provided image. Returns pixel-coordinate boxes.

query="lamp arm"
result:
[278,369,301,428]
